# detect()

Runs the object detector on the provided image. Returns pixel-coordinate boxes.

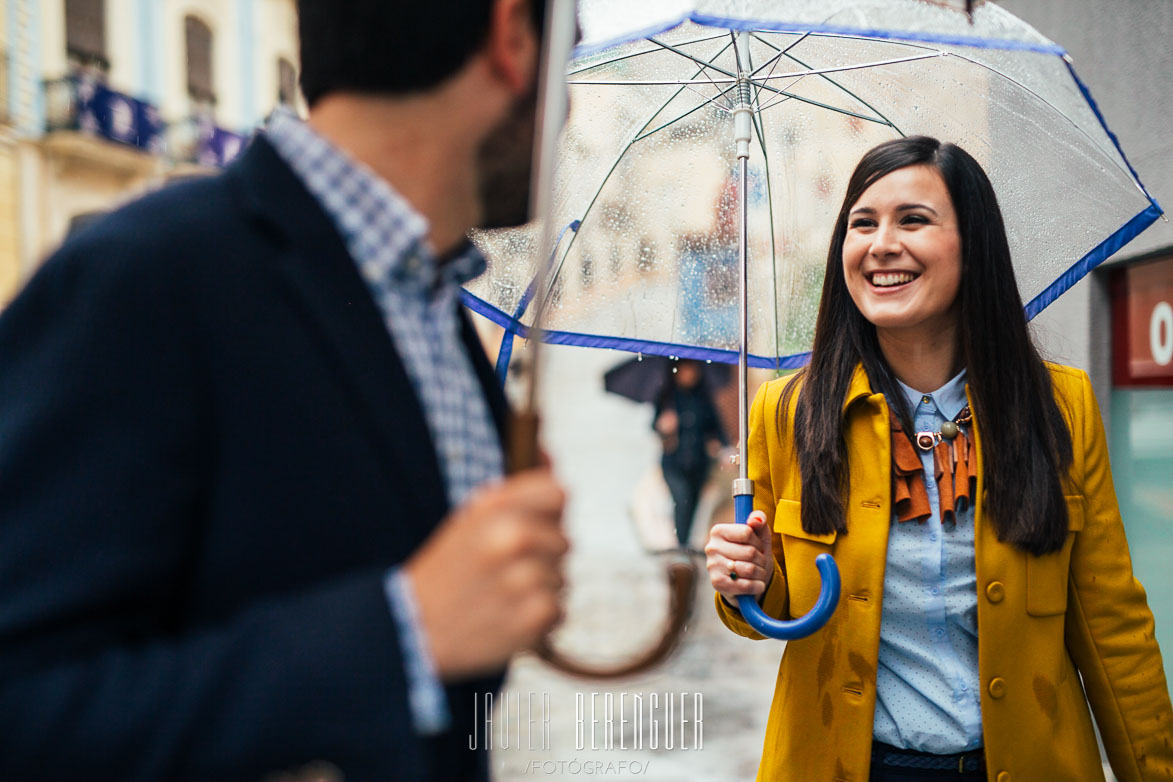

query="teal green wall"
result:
[1109,387,1173,700]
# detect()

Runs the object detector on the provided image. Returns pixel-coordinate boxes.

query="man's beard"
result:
[475,86,538,230]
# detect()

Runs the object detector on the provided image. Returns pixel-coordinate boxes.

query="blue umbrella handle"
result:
[732,495,841,639]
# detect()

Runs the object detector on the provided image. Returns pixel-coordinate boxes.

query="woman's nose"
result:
[869,221,901,258]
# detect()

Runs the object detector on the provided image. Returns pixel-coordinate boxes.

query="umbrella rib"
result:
[749,28,815,108]
[754,29,943,55]
[647,36,740,103]
[539,39,740,310]
[572,52,941,86]
[569,28,940,80]
[670,43,738,115]
[941,51,1145,190]
[631,83,740,143]
[567,33,730,76]
[681,83,735,115]
[749,32,906,133]
[742,26,819,110]
[756,52,943,82]
[753,78,895,126]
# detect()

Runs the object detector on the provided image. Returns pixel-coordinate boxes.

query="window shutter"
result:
[65,0,107,64]
[185,16,215,102]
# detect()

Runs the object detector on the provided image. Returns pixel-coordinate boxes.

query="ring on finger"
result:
[729,561,739,581]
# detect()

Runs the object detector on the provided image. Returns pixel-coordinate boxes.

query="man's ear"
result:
[485,0,540,95]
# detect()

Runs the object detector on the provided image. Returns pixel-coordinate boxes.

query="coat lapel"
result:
[227,136,448,517]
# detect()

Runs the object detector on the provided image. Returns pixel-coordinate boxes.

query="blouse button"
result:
[986,581,1006,603]
[921,395,932,405]
[988,677,1007,699]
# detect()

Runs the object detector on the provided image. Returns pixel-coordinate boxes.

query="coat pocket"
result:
[775,499,837,617]
[1025,495,1085,617]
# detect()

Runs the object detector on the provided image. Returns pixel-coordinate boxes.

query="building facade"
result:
[1002,0,1173,699]
[1,0,300,302]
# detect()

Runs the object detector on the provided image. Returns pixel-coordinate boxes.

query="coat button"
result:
[986,581,1005,603]
[988,678,1007,699]
[997,772,1011,782]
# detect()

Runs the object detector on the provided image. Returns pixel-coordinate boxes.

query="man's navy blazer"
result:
[0,136,507,781]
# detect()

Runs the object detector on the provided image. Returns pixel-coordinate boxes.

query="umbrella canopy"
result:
[465,0,1162,371]
[604,355,731,405]
[469,0,1162,644]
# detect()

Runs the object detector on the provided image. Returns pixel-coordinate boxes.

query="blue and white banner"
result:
[72,75,166,154]
[192,114,246,168]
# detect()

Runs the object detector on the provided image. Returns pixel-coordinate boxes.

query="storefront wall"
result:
[1109,254,1173,699]
[1001,0,1173,701]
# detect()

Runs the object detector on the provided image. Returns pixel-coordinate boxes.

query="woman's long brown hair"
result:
[780,136,1072,555]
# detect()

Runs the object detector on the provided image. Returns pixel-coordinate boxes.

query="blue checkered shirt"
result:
[265,108,505,735]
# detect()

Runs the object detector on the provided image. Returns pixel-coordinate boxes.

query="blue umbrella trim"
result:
[461,288,810,378]
[1024,201,1163,319]
[571,10,1068,62]
[1063,59,1160,208]
[689,13,1067,55]
[491,220,581,384]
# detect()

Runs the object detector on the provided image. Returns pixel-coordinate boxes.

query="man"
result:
[0,1,568,780]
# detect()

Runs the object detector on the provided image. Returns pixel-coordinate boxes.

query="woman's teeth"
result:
[871,272,916,287]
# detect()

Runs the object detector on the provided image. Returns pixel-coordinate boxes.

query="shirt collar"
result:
[897,369,969,421]
[263,108,486,292]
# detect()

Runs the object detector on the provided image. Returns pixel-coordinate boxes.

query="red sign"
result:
[1112,255,1173,386]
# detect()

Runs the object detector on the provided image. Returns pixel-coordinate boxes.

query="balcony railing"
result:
[44,74,165,154]
[167,113,246,168]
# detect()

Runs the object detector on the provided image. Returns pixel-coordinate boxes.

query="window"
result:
[65,0,107,68]
[185,15,215,104]
[278,58,298,107]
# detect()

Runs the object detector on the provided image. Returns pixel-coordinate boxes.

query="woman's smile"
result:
[842,164,962,338]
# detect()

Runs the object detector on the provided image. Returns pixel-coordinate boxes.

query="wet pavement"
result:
[489,344,783,782]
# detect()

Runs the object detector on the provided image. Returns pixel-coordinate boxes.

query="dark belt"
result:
[871,741,986,774]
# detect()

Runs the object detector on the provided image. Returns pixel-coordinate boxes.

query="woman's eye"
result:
[901,214,929,225]
[849,218,876,229]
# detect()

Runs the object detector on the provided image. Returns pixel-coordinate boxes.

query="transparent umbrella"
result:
[470,0,1164,652]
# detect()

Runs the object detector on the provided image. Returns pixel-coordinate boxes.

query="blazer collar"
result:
[226,135,452,517]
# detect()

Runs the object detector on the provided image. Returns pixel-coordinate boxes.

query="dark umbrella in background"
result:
[603,355,731,404]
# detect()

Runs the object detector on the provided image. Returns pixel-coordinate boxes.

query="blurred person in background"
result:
[654,358,728,550]
[0,1,569,781]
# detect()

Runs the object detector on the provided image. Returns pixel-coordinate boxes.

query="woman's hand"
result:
[706,510,774,604]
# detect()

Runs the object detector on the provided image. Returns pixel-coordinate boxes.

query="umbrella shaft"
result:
[738,155,749,484]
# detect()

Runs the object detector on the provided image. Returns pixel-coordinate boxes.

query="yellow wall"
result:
[0,145,23,304]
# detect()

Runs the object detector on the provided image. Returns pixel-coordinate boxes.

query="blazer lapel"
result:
[227,136,448,517]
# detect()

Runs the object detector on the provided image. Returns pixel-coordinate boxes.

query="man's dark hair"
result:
[782,136,1074,556]
[297,1,547,107]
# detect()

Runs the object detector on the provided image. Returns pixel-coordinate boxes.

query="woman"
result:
[706,136,1171,782]
[654,358,727,549]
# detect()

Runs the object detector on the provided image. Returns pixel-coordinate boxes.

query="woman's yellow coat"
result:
[716,363,1172,782]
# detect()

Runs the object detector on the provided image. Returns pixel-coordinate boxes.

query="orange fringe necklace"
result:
[890,405,976,524]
